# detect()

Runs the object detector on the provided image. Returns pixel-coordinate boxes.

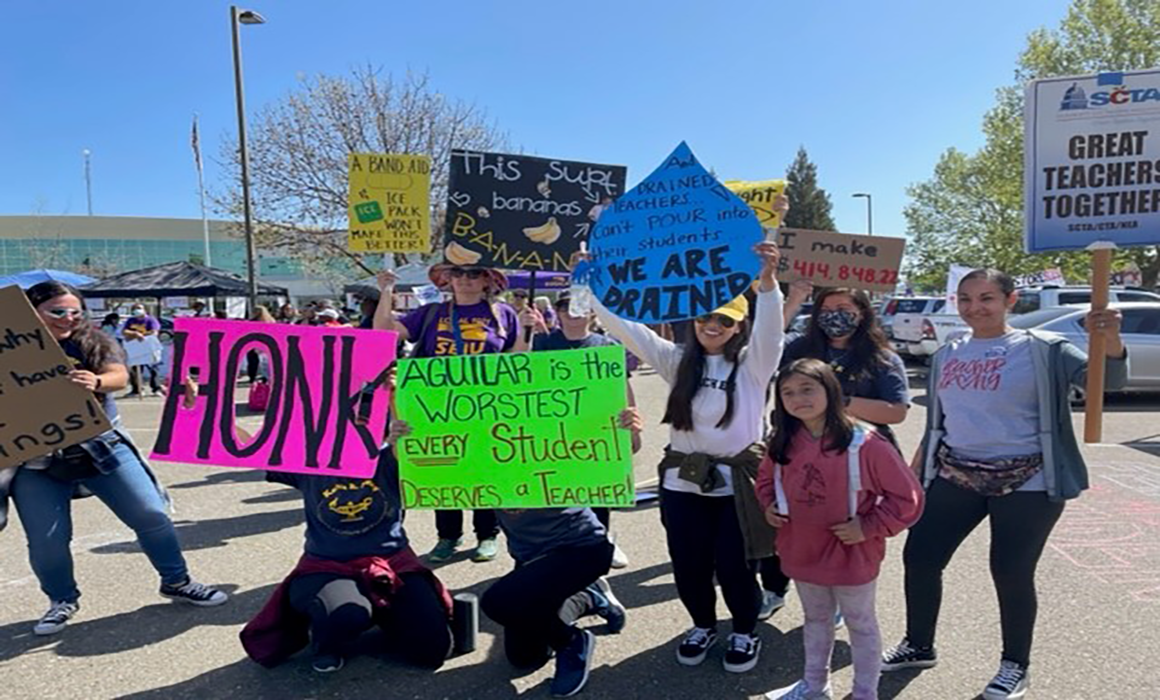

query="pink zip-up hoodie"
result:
[755,429,924,587]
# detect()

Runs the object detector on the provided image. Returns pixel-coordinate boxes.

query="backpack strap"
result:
[773,461,789,516]
[847,426,867,519]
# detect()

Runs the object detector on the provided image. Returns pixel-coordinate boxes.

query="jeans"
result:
[482,541,612,668]
[129,363,162,393]
[660,489,761,635]
[902,477,1065,666]
[797,580,881,700]
[12,443,188,604]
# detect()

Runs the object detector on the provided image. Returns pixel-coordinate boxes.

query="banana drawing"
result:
[445,242,482,265]
[523,217,561,245]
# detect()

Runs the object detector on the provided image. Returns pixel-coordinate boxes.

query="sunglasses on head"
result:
[695,313,737,329]
[449,267,487,280]
[44,308,84,319]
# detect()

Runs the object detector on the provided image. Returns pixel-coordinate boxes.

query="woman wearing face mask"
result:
[122,303,163,396]
[756,287,911,623]
[4,282,227,637]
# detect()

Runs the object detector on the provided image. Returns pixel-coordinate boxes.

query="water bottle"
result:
[451,592,479,654]
[568,242,595,317]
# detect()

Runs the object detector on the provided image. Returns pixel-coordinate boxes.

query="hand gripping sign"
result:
[152,319,397,478]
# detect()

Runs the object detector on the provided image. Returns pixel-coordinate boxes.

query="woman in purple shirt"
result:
[373,263,518,564]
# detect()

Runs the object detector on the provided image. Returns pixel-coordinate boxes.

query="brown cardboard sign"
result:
[771,228,906,292]
[0,285,112,469]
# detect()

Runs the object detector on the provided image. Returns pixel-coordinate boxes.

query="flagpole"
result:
[192,114,212,267]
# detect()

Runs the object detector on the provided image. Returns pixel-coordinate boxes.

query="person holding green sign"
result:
[588,239,785,675]
[388,401,642,698]
[373,263,518,565]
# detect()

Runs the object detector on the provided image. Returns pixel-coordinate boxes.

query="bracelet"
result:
[95,377,103,391]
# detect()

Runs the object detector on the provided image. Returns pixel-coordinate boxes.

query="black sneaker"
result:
[312,654,345,674]
[722,632,761,673]
[676,627,717,666]
[33,601,80,636]
[550,629,595,697]
[983,659,1030,699]
[587,578,627,634]
[881,638,938,671]
[160,578,228,607]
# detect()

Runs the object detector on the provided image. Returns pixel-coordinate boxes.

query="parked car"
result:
[1011,285,1160,314]
[881,296,945,357]
[1019,302,1160,399]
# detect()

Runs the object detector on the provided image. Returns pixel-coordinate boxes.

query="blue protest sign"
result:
[587,142,763,323]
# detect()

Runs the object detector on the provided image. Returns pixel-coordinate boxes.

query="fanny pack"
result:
[936,443,1043,497]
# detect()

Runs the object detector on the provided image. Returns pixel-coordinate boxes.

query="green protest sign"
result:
[395,345,633,509]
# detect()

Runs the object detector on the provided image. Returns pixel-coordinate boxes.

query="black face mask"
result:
[816,309,859,338]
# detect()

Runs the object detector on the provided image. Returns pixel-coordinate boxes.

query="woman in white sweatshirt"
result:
[593,241,784,674]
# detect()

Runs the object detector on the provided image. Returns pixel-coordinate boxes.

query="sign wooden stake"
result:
[1083,245,1113,443]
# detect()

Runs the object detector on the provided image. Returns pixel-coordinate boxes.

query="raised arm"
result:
[743,241,785,386]
[593,300,683,382]
[373,270,410,341]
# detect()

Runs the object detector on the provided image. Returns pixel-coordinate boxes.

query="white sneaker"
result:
[757,590,787,621]
[765,679,834,699]
[983,659,1030,699]
[610,542,629,569]
[33,601,80,636]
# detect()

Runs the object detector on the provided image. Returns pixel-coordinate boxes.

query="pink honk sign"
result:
[151,319,397,478]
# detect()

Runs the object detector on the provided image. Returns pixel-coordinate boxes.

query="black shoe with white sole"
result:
[983,659,1030,699]
[676,627,717,666]
[160,578,228,607]
[881,638,938,671]
[722,632,761,673]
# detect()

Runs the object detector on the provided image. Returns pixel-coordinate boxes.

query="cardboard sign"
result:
[151,320,397,478]
[1025,69,1160,252]
[586,142,763,323]
[444,150,627,272]
[0,286,112,469]
[348,153,432,254]
[395,345,633,509]
[771,228,905,292]
[725,179,787,228]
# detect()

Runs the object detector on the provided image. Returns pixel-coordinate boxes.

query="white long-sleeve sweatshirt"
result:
[595,287,785,496]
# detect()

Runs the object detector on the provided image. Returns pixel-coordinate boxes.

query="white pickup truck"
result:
[905,285,1160,360]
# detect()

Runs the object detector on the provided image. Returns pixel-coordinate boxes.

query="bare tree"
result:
[213,67,509,274]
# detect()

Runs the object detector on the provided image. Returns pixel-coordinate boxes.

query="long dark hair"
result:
[767,358,854,464]
[662,320,750,432]
[800,287,892,380]
[25,282,122,371]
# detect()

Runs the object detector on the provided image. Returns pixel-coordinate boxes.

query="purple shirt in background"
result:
[122,315,160,334]
[401,301,518,357]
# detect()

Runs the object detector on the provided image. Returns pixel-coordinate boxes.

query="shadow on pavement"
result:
[0,583,267,664]
[168,469,268,490]
[88,509,304,554]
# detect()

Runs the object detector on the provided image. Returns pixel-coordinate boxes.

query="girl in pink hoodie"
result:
[757,359,924,700]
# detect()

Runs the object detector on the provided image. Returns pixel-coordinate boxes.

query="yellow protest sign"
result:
[724,179,786,228]
[348,153,431,253]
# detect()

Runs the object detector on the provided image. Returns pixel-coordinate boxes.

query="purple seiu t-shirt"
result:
[122,315,160,334]
[401,301,519,357]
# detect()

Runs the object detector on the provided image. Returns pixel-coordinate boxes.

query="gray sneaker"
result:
[765,679,834,699]
[33,601,80,636]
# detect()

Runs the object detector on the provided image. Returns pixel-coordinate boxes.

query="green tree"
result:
[782,146,836,231]
[904,0,1160,291]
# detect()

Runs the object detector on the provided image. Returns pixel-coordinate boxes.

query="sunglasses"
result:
[695,313,737,329]
[44,308,84,319]
[449,267,487,280]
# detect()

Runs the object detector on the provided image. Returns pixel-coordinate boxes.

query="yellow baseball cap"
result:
[709,294,749,322]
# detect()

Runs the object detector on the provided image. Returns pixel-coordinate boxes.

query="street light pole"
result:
[230,6,265,313]
[83,149,93,216]
[852,192,873,235]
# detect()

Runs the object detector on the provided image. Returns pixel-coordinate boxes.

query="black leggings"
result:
[756,554,791,598]
[481,541,612,669]
[435,509,500,541]
[661,489,761,635]
[903,478,1065,666]
[287,571,451,668]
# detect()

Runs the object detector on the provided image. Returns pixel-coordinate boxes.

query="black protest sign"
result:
[0,286,112,469]
[444,150,627,272]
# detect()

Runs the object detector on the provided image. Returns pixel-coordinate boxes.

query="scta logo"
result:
[1089,83,1160,107]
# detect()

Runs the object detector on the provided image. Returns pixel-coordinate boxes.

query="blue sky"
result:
[0,0,1073,240]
